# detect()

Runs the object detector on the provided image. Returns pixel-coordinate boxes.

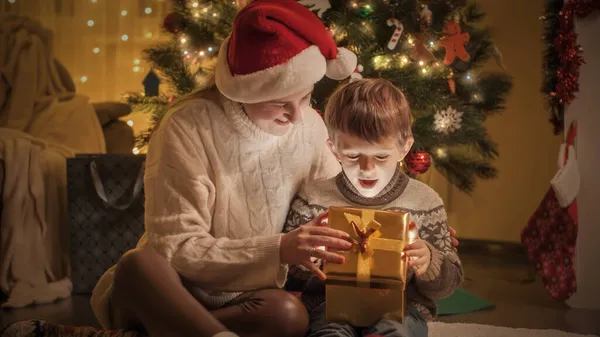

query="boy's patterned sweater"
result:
[283,166,463,321]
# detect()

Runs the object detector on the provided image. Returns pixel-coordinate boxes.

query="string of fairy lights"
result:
[173,0,479,104]
[6,0,483,155]
[69,0,168,154]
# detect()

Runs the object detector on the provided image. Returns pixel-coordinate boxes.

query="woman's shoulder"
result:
[162,88,224,128]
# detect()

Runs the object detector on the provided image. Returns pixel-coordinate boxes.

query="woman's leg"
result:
[110,248,230,337]
[211,289,309,337]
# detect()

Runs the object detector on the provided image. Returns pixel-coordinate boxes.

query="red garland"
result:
[553,0,600,106]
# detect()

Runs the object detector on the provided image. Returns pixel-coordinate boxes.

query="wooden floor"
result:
[1,241,599,336]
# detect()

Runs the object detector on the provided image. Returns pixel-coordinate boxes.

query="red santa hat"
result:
[215,0,357,104]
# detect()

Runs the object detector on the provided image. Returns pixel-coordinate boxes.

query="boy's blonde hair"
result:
[324,78,412,144]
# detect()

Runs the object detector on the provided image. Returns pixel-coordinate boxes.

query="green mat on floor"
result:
[435,288,495,316]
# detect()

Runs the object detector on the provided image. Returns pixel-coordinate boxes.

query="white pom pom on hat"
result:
[215,0,358,104]
[326,47,358,80]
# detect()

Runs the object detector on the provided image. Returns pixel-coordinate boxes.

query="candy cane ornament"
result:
[387,18,404,50]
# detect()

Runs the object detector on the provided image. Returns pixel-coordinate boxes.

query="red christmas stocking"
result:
[521,121,579,301]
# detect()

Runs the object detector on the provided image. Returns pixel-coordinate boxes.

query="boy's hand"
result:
[404,222,431,276]
[404,239,431,276]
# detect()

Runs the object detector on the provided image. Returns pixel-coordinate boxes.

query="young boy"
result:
[283,78,463,337]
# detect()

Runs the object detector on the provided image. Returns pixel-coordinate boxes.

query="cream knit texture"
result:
[89,89,341,329]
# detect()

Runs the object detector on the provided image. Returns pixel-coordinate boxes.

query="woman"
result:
[90,1,359,337]
[90,1,459,337]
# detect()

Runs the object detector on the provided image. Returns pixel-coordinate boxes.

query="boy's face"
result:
[328,132,413,198]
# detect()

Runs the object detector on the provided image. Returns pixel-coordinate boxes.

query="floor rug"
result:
[436,288,495,316]
[3,320,598,337]
[0,320,140,337]
[428,322,599,337]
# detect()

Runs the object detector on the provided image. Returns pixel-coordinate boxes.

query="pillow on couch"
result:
[93,102,132,126]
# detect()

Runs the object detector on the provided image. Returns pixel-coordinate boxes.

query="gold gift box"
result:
[324,206,410,327]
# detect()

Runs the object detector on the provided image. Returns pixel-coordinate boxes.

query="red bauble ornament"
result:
[404,151,431,175]
[163,12,185,34]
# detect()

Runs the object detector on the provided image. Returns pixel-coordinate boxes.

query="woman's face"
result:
[243,86,313,136]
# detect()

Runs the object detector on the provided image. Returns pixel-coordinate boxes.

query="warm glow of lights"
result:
[408,229,417,244]
[193,2,199,7]
[134,59,140,65]
[199,51,205,56]
[212,13,218,17]
[436,148,447,158]
[91,0,97,3]
[352,2,358,7]
[144,7,152,14]
[208,47,213,52]
[121,34,129,41]
[419,60,424,66]
[429,41,435,47]
[401,56,408,64]
[132,147,140,155]
[8,0,16,3]
[183,50,189,55]
[203,8,208,12]
[373,55,391,69]
[194,12,200,18]
[121,10,127,16]
[466,74,472,80]
[181,38,187,44]
[80,76,88,83]
[87,20,94,27]
[127,120,134,127]
[408,38,414,44]
[93,47,100,54]
[422,68,427,74]
[133,66,140,72]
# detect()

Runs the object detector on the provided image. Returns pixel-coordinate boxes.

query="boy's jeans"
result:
[305,302,428,337]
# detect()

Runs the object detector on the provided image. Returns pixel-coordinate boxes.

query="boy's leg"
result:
[362,307,428,337]
[306,302,360,337]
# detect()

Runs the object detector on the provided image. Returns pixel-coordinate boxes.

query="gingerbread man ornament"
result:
[440,20,470,65]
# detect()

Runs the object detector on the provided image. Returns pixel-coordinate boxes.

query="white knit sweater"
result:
[90,89,340,328]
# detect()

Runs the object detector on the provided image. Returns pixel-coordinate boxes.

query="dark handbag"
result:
[67,154,146,294]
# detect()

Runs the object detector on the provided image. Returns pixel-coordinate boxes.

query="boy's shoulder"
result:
[388,177,444,212]
[299,175,343,205]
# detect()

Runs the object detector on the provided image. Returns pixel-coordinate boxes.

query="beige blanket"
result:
[428,322,598,337]
[0,15,106,308]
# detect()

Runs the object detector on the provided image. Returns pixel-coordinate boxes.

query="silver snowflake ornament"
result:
[434,106,463,134]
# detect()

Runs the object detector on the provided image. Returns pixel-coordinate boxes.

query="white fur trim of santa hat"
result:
[216,37,356,104]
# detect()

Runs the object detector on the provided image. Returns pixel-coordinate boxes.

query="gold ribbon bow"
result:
[344,211,406,287]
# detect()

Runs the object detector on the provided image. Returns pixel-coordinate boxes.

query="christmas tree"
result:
[128,0,512,193]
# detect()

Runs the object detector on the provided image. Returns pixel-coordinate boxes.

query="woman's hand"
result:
[449,226,459,249]
[280,212,352,280]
